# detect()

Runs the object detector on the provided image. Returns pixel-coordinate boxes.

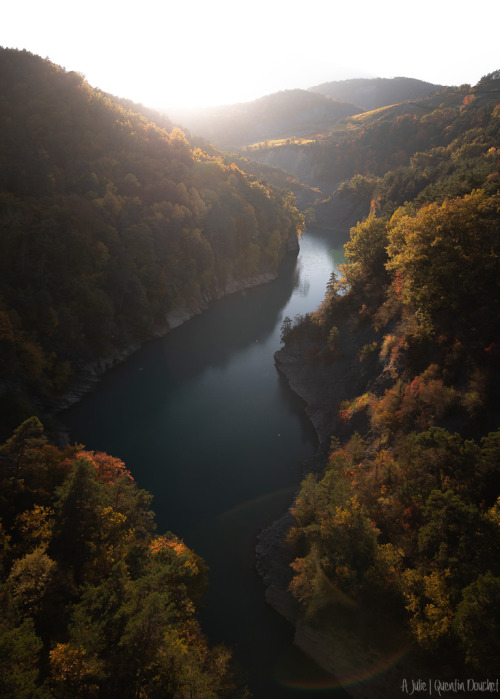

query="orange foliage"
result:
[289,556,316,604]
[75,450,133,484]
[150,535,189,558]
[149,534,201,578]
[394,270,404,296]
[369,365,457,434]
[338,392,375,422]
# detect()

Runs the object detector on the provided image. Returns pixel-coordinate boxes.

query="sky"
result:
[2,0,499,112]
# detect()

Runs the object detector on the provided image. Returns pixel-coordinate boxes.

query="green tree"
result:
[0,585,43,698]
[344,213,389,281]
[8,547,57,614]
[418,490,488,587]
[386,190,500,339]
[0,416,46,478]
[453,572,500,672]
[52,457,105,583]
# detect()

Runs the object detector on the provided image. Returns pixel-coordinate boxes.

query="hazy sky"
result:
[2,0,499,111]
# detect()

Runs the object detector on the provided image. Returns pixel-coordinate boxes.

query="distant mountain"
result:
[247,73,500,227]
[309,76,449,111]
[345,85,463,128]
[174,89,361,148]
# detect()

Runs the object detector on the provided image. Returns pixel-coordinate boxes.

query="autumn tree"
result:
[386,190,500,340]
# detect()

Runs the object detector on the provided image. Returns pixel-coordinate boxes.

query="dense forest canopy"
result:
[2,42,500,691]
[247,76,500,226]
[0,48,302,433]
[279,70,500,676]
[0,417,244,697]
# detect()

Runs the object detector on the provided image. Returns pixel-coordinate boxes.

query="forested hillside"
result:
[0,48,302,433]
[248,76,500,228]
[309,76,447,111]
[278,71,500,676]
[172,89,361,148]
[2,42,500,689]
[0,418,243,696]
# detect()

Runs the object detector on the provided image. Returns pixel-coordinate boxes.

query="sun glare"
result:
[1,0,499,111]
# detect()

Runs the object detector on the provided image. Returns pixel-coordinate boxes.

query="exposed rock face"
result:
[314,191,371,232]
[52,266,290,416]
[53,343,142,412]
[247,146,373,231]
[256,324,447,698]
[274,321,380,448]
[291,605,435,699]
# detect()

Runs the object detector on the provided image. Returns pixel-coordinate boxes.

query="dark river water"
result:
[62,228,351,697]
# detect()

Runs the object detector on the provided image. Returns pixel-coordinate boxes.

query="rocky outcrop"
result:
[314,190,371,233]
[248,147,372,232]
[274,320,380,449]
[52,343,142,412]
[256,323,446,697]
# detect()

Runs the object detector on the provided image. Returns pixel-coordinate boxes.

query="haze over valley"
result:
[2,0,499,111]
[0,2,499,694]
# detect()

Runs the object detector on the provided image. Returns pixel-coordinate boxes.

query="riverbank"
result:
[256,320,443,698]
[49,267,289,417]
[58,226,367,698]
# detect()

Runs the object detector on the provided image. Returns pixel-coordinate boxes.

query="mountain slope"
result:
[265,70,500,684]
[246,76,500,229]
[0,48,302,430]
[309,76,449,111]
[174,89,361,147]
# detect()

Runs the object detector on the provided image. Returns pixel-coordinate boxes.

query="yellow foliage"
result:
[150,534,200,576]
[400,568,452,648]
[50,643,102,685]
[15,505,54,550]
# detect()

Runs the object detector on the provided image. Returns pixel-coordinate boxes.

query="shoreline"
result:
[256,325,442,698]
[49,266,290,418]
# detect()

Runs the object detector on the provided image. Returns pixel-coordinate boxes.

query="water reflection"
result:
[61,227,349,698]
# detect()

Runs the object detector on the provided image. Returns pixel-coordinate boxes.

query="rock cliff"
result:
[256,321,443,697]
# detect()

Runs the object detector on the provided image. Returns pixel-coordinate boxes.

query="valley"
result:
[0,49,499,697]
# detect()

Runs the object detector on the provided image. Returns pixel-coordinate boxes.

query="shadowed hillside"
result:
[172,89,361,147]
[0,48,302,431]
[309,76,449,111]
[269,69,500,685]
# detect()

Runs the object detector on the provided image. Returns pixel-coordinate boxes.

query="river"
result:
[62,227,351,698]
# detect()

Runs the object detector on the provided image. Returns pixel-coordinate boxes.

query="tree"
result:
[52,457,105,583]
[400,568,453,649]
[453,572,500,672]
[8,547,56,614]
[386,190,500,339]
[280,315,292,344]
[15,505,55,553]
[49,643,103,698]
[344,213,389,281]
[0,416,46,478]
[418,489,488,588]
[0,585,43,698]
